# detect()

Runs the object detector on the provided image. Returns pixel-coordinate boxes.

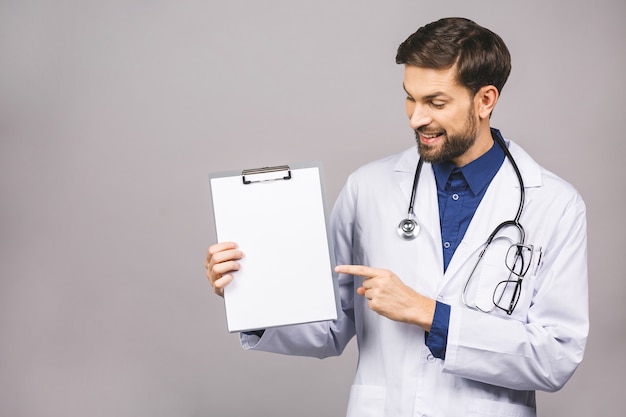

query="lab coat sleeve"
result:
[240,179,358,359]
[443,191,589,392]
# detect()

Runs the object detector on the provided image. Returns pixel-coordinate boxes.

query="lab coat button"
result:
[427,354,436,363]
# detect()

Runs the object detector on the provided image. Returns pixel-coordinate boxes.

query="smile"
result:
[418,131,445,144]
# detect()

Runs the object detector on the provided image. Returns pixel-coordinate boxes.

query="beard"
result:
[415,106,478,164]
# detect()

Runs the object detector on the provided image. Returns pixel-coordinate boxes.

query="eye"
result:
[406,95,416,103]
[430,101,445,109]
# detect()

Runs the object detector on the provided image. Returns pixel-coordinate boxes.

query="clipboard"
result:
[208,162,340,332]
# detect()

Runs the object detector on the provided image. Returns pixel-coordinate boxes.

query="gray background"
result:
[1,0,624,416]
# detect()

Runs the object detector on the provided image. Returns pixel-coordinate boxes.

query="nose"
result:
[407,102,432,130]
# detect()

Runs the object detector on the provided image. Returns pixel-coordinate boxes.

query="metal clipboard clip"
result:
[241,165,292,185]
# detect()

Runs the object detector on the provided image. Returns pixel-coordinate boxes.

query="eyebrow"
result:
[402,83,451,101]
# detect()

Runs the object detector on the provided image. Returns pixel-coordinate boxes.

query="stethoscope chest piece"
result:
[397,157,424,241]
[397,218,420,240]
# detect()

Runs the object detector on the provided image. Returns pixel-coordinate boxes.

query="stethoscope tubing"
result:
[488,132,526,244]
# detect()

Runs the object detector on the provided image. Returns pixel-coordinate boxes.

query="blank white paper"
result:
[209,164,339,332]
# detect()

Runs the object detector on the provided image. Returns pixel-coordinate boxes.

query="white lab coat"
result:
[241,140,588,417]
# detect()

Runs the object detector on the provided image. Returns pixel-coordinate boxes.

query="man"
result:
[206,17,588,417]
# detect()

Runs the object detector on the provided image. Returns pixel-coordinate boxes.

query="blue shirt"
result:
[425,129,506,359]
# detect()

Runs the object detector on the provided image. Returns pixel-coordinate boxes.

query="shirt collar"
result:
[432,129,506,196]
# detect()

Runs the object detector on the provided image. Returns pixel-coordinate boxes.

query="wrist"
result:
[408,295,436,332]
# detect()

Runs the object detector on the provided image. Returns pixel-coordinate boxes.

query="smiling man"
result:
[206,17,589,417]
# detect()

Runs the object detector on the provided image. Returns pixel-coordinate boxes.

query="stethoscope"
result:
[397,131,526,243]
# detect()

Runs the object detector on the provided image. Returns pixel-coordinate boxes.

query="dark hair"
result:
[396,17,511,95]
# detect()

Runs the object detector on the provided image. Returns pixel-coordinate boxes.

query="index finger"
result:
[335,264,381,278]
[208,242,238,256]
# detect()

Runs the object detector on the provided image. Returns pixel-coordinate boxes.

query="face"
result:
[404,65,486,166]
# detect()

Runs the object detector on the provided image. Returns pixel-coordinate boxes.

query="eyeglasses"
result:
[462,225,535,315]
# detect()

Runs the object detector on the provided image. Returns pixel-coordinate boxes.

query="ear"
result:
[474,85,499,119]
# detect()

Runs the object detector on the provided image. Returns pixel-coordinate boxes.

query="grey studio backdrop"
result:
[0,1,623,416]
